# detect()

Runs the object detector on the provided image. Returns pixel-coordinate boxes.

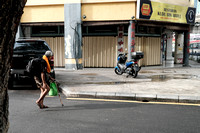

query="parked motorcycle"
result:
[114,51,144,78]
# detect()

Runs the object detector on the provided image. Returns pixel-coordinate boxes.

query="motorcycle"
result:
[114,51,144,78]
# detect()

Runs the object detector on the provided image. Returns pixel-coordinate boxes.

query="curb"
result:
[61,88,200,104]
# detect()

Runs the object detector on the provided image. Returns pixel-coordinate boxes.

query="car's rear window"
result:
[14,41,50,51]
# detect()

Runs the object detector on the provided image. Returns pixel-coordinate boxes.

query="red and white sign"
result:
[117,26,124,54]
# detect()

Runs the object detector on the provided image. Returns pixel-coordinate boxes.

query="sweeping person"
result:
[35,50,55,109]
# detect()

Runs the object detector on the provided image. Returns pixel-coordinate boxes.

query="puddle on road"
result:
[87,77,96,79]
[69,74,199,85]
[95,74,196,84]
[140,70,155,73]
[81,81,137,85]
[80,73,97,76]
[151,75,169,82]
[151,74,198,82]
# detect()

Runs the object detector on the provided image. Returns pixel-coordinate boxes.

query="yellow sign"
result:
[151,2,187,23]
[137,0,196,24]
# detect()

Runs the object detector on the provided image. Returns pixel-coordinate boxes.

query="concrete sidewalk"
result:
[55,61,200,104]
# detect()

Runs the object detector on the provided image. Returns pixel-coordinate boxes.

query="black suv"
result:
[9,39,55,88]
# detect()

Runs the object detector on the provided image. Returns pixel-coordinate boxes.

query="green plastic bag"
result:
[49,82,58,96]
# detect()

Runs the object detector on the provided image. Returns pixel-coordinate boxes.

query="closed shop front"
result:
[40,37,65,67]
[83,36,117,67]
[82,36,161,67]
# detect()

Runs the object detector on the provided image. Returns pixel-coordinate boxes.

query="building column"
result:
[174,33,184,64]
[64,0,82,70]
[128,20,135,61]
[166,31,173,60]
[183,28,190,66]
[15,25,24,40]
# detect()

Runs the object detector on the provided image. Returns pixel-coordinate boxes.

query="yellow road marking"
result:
[66,98,200,106]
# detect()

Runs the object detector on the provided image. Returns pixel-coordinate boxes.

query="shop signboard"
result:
[117,26,124,54]
[136,0,196,24]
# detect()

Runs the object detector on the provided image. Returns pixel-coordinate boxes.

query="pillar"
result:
[174,33,184,64]
[128,20,135,61]
[183,28,190,66]
[16,25,28,40]
[166,32,173,60]
[64,0,82,70]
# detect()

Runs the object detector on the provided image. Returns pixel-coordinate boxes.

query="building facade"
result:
[18,0,196,69]
[191,0,200,33]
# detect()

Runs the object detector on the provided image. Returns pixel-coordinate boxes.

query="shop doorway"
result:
[161,32,184,67]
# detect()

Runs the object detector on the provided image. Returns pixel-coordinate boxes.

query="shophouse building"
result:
[18,0,196,69]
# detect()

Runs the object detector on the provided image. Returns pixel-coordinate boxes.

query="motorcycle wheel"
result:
[132,69,138,78]
[115,68,123,75]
